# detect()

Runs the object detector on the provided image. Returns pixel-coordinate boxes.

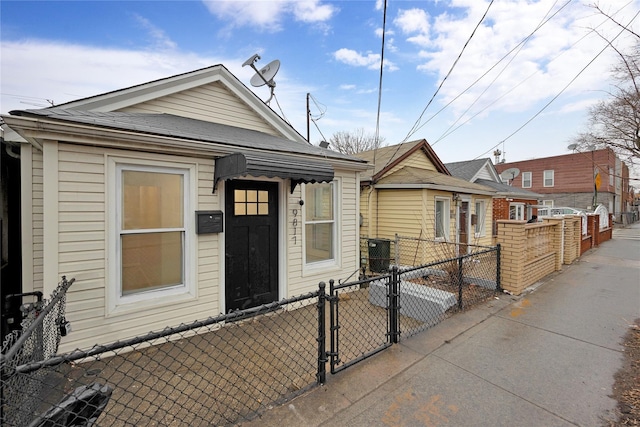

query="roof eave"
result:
[1,115,367,170]
[372,182,495,196]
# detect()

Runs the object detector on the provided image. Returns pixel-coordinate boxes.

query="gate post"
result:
[317,282,327,385]
[328,279,338,374]
[457,257,464,310]
[390,266,399,344]
[496,244,502,292]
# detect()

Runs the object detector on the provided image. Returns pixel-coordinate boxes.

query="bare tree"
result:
[328,128,385,155]
[571,11,640,166]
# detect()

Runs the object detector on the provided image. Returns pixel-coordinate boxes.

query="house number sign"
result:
[292,209,298,244]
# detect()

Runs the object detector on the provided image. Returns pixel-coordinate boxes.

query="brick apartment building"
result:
[495,148,631,216]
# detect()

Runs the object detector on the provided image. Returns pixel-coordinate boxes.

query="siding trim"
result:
[42,140,59,295]
[20,144,34,293]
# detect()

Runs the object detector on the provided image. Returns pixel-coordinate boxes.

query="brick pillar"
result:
[494,220,526,295]
[587,214,597,248]
[543,218,563,271]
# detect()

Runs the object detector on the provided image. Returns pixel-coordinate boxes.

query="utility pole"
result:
[306,93,310,143]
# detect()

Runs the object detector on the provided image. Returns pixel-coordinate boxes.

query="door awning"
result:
[213,152,334,193]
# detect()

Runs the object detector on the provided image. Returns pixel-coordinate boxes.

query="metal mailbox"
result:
[196,211,223,234]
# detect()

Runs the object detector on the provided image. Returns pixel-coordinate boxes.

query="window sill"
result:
[107,286,196,317]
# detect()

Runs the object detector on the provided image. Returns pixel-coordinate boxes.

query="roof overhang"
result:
[214,152,334,193]
[371,183,496,196]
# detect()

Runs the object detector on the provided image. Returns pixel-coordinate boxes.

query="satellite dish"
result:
[500,167,520,183]
[242,53,280,104]
[250,60,280,88]
[567,143,578,151]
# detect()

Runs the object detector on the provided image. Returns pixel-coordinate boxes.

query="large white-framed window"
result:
[543,199,554,207]
[475,200,486,237]
[522,172,532,188]
[435,197,450,241]
[303,180,339,267]
[543,170,554,187]
[509,203,525,220]
[108,158,195,313]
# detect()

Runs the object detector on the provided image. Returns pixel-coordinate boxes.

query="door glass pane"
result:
[234,189,269,216]
[121,231,183,295]
[123,171,183,230]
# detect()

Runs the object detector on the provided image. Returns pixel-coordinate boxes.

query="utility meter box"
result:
[196,211,223,234]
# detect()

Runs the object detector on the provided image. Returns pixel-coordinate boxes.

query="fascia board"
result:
[373,182,495,196]
[54,66,306,144]
[1,115,365,170]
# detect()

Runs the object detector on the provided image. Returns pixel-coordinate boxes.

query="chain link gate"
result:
[328,275,394,374]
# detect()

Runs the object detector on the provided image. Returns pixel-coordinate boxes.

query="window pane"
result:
[121,231,183,295]
[435,200,445,238]
[123,171,183,230]
[306,183,333,220]
[305,223,333,262]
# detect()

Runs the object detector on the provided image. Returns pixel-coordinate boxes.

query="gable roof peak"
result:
[355,139,449,182]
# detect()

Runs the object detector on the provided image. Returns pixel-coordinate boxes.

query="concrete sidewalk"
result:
[242,223,640,427]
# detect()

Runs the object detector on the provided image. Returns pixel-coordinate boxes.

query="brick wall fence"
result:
[494,213,613,295]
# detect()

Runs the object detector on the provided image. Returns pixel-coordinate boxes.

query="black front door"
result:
[225,180,279,312]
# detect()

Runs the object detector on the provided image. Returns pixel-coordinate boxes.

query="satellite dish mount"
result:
[243,54,280,104]
[500,167,520,185]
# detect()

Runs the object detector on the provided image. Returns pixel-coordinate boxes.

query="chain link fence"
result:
[328,278,392,374]
[2,240,499,426]
[330,239,500,371]
[396,246,500,339]
[1,276,74,427]
[2,288,323,427]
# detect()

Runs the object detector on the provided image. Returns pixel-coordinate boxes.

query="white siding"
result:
[476,166,493,181]
[57,144,223,352]
[32,149,44,292]
[286,170,360,296]
[118,82,281,136]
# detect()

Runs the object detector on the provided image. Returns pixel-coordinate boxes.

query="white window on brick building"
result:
[522,172,532,188]
[543,170,554,187]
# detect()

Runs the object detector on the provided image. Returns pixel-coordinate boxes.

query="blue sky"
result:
[1,0,639,174]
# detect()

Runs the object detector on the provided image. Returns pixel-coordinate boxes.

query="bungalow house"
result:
[355,140,496,267]
[0,64,368,351]
[444,158,543,229]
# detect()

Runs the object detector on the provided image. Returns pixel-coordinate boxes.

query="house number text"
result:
[292,209,298,244]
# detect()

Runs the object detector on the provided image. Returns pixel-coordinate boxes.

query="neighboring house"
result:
[495,149,632,216]
[355,140,496,265]
[0,64,369,351]
[445,158,543,228]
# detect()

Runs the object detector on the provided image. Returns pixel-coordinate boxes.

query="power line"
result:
[402,0,495,143]
[420,0,573,146]
[373,0,389,170]
[378,0,495,178]
[472,7,640,163]
[432,0,566,147]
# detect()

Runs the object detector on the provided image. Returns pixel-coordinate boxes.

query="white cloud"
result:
[334,48,397,71]
[133,14,177,50]
[0,40,214,113]
[394,8,431,47]
[400,0,640,120]
[334,48,380,67]
[201,0,335,31]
